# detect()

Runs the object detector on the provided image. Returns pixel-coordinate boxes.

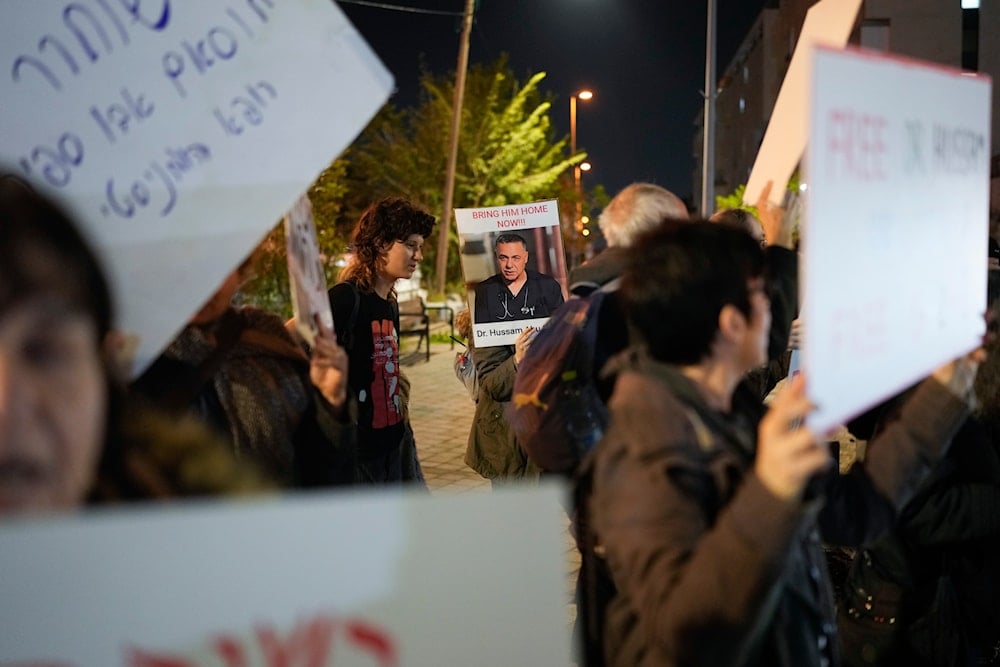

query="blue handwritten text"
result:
[11,0,173,92]
[101,142,211,219]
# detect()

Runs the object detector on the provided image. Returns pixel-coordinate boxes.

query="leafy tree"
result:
[348,55,584,292]
[240,55,590,312]
[238,158,352,319]
[715,172,801,217]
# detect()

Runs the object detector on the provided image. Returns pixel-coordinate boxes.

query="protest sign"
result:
[455,199,567,347]
[0,1,392,374]
[0,484,571,666]
[285,194,333,348]
[743,0,862,207]
[803,46,992,433]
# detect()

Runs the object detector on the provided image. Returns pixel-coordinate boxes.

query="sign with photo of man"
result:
[455,200,568,347]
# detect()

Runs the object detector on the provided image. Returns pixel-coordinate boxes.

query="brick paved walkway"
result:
[400,338,581,644]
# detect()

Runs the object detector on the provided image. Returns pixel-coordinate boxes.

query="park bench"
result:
[398,296,431,362]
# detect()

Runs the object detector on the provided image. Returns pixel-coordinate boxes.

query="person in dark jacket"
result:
[133,260,356,488]
[474,233,564,324]
[0,174,270,518]
[587,220,979,667]
[464,327,539,485]
[838,269,1000,667]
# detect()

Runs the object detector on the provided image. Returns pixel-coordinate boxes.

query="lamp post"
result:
[569,89,593,232]
[700,0,717,216]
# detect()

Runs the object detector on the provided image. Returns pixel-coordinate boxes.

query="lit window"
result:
[739,97,746,113]
[962,0,979,8]
[742,65,749,83]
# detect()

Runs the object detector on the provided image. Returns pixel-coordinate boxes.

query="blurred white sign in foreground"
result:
[803,46,991,433]
[0,484,571,665]
[0,1,392,373]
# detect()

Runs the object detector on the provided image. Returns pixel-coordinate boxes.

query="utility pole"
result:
[700,0,717,216]
[435,0,475,296]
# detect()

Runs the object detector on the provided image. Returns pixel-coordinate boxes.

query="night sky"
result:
[336,0,768,202]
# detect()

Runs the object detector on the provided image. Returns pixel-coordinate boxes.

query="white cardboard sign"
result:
[285,194,334,348]
[455,199,567,347]
[743,0,862,207]
[0,484,572,666]
[804,46,992,433]
[0,1,392,374]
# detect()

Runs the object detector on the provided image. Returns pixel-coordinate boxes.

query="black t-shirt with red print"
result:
[329,281,404,461]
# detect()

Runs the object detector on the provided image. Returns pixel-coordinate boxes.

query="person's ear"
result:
[717,304,747,345]
[102,329,139,383]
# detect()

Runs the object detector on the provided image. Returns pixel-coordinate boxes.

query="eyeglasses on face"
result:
[397,240,423,253]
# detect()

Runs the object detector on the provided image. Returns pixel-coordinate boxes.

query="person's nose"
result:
[413,246,423,262]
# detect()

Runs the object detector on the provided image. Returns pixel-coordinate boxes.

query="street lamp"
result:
[570,89,594,157]
[570,89,594,232]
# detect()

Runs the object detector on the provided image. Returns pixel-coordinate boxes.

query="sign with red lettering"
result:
[455,199,568,347]
[0,485,571,665]
[803,46,992,433]
[0,2,392,375]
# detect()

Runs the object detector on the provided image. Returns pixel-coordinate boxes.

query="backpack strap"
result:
[390,297,400,333]
[336,280,362,352]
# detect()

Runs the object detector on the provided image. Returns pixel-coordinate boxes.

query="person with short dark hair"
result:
[473,233,564,324]
[710,207,766,246]
[328,196,435,484]
[587,220,980,667]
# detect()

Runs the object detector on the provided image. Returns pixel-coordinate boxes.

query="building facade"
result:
[694,0,999,214]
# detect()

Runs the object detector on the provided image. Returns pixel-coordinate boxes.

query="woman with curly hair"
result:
[328,197,435,484]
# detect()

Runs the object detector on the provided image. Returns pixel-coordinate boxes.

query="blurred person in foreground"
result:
[586,220,981,667]
[133,253,357,489]
[0,174,268,517]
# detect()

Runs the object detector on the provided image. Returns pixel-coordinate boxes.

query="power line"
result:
[337,0,464,16]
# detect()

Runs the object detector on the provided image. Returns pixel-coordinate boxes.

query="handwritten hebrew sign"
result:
[0,1,392,373]
[0,484,572,666]
[803,46,992,433]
